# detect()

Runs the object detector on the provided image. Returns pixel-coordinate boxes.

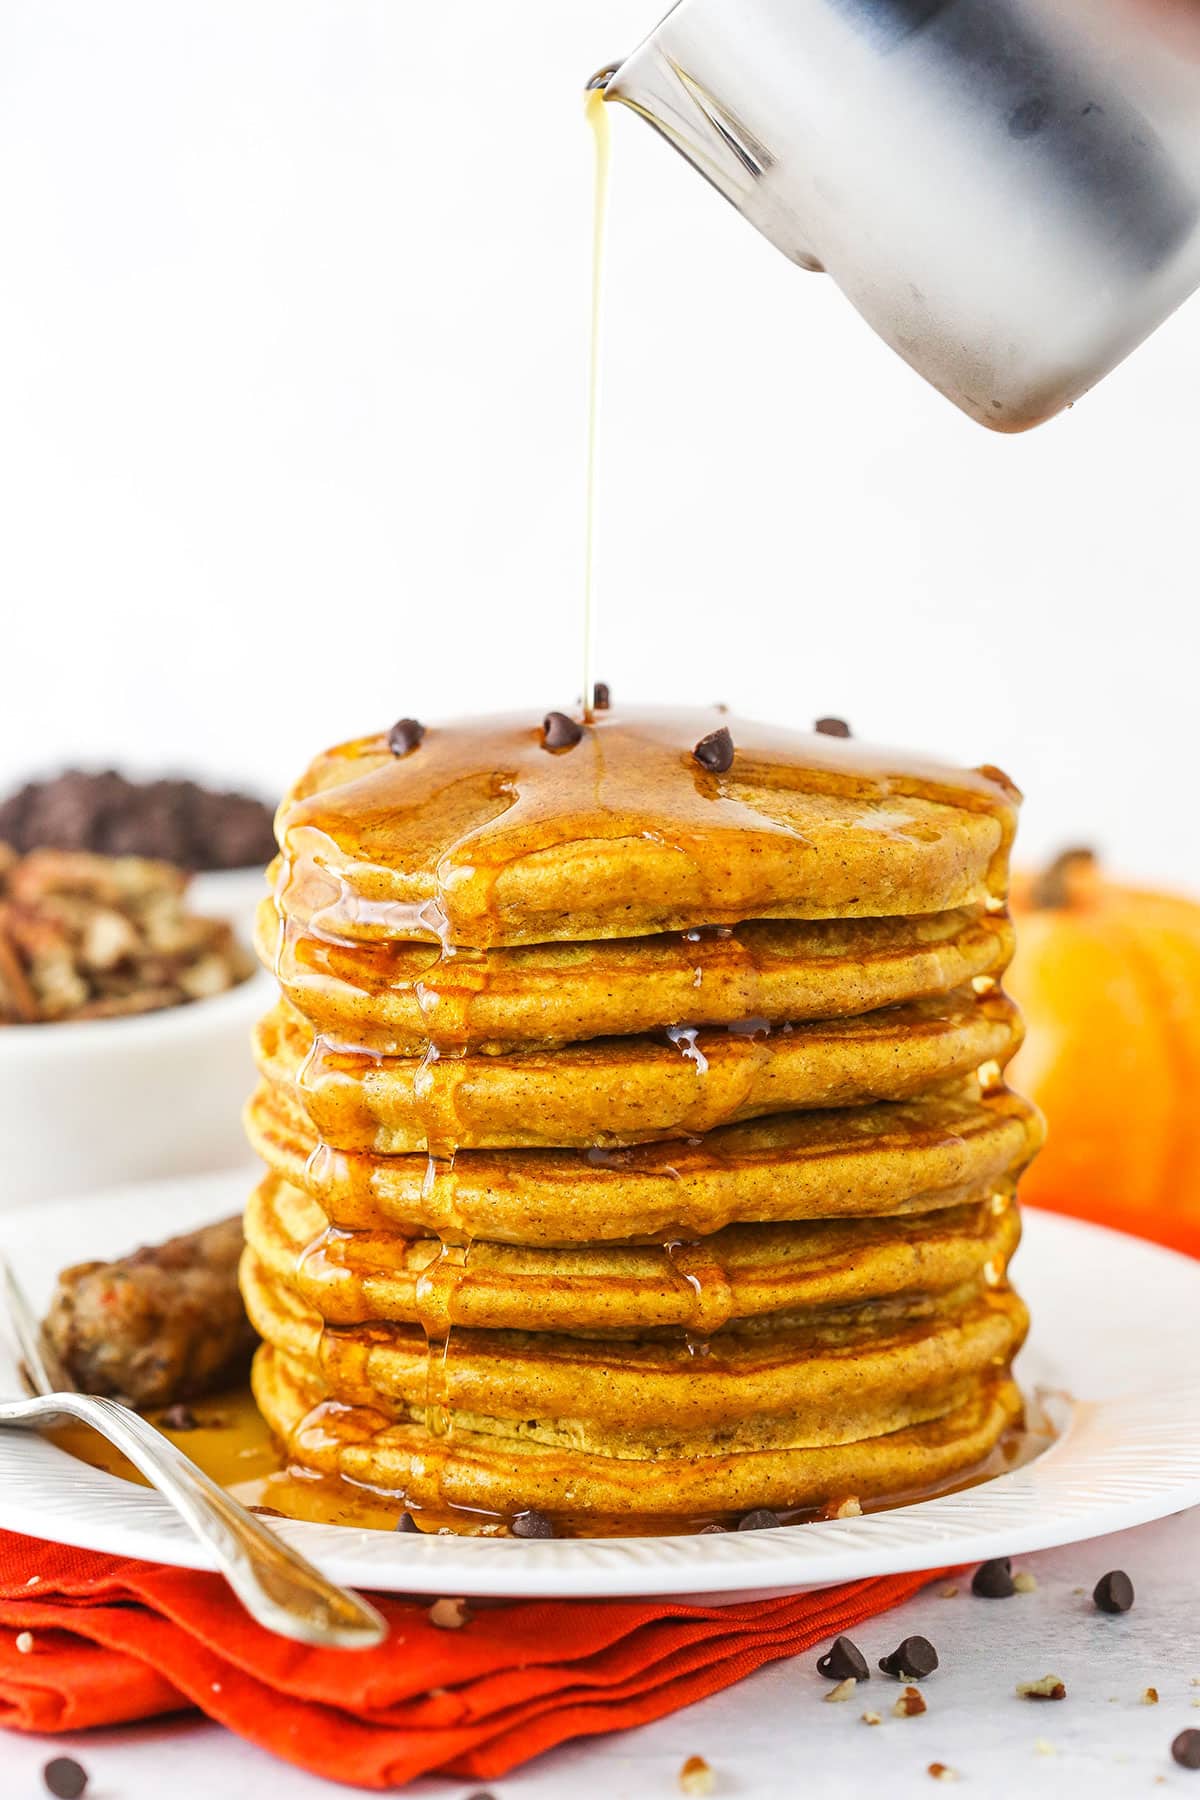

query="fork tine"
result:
[0,1255,67,1396]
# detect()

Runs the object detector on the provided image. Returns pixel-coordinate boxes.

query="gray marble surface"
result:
[7,1507,1200,1798]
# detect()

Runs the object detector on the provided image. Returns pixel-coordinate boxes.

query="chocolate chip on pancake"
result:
[387,717,425,757]
[542,711,584,751]
[815,717,852,738]
[511,1509,556,1539]
[693,727,734,773]
[593,682,611,710]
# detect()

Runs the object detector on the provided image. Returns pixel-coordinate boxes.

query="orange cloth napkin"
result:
[0,1530,949,1788]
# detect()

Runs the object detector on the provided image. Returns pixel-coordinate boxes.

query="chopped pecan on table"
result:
[41,1216,258,1408]
[0,848,253,1024]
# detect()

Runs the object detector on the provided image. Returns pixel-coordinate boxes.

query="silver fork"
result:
[0,1256,387,1650]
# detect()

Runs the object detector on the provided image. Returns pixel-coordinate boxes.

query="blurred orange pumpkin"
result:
[1007,849,1200,1257]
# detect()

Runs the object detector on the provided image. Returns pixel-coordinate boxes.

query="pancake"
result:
[253,1341,1025,1517]
[255,987,1022,1152]
[259,897,1014,1054]
[242,1249,1027,1454]
[273,709,1019,949]
[245,1173,1022,1334]
[243,707,1036,1534]
[245,1076,1043,1243]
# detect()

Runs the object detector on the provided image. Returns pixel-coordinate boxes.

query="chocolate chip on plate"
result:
[972,1556,1016,1598]
[879,1635,939,1680]
[1173,1730,1200,1770]
[1093,1569,1135,1614]
[817,1635,870,1682]
[43,1760,88,1800]
[693,727,734,774]
[395,1511,419,1533]
[160,1403,198,1432]
[511,1509,556,1539]
[387,717,425,757]
[815,717,852,738]
[592,682,611,710]
[542,711,584,751]
[698,1523,727,1535]
[737,1508,781,1531]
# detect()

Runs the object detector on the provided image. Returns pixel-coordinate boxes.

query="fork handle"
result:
[0,1392,387,1649]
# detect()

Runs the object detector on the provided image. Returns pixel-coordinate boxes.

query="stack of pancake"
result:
[242,708,1040,1532]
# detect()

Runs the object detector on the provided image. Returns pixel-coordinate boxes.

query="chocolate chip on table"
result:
[42,1760,88,1800]
[879,1635,939,1680]
[1093,1569,1135,1614]
[592,681,611,710]
[737,1508,781,1531]
[972,1556,1016,1598]
[387,717,425,757]
[395,1511,419,1533]
[1173,1730,1200,1770]
[817,1635,870,1682]
[511,1509,556,1539]
[693,727,735,774]
[815,717,852,738]
[542,711,584,751]
[160,1403,198,1432]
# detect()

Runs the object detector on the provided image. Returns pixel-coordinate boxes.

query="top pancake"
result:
[272,709,1020,949]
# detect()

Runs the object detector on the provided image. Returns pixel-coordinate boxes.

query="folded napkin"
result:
[0,1530,948,1789]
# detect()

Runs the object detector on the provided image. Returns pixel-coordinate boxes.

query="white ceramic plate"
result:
[1,1174,1198,1601]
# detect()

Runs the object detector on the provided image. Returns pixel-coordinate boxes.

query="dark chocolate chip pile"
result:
[817,1635,870,1682]
[878,1635,939,1680]
[0,770,276,871]
[693,727,735,774]
[972,1556,1016,1598]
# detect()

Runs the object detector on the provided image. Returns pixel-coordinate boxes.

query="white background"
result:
[0,0,1196,887]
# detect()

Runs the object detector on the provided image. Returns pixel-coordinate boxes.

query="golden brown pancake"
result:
[245,1075,1042,1243]
[259,897,1014,1054]
[245,1173,1021,1334]
[253,1341,1024,1517]
[254,988,1022,1152]
[243,1250,1026,1454]
[273,709,1019,949]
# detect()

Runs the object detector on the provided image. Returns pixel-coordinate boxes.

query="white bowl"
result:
[0,870,273,1209]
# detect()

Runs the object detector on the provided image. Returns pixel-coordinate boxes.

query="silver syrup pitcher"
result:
[599,0,1200,430]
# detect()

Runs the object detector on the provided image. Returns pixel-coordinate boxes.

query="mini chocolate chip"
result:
[593,682,611,710]
[387,717,425,757]
[542,711,583,751]
[693,727,734,774]
[737,1508,781,1531]
[1173,1730,1200,1770]
[815,717,852,738]
[43,1760,88,1800]
[817,1635,870,1682]
[160,1403,198,1432]
[512,1509,556,1539]
[395,1511,419,1533]
[972,1556,1016,1598]
[879,1635,939,1680]
[1093,1569,1134,1614]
